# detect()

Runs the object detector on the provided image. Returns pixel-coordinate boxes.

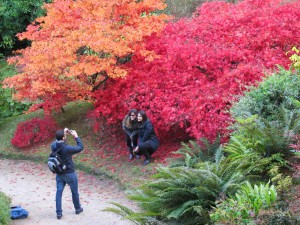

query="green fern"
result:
[104,157,244,225]
[226,107,300,178]
[211,181,277,224]
[102,202,163,225]
[170,137,222,168]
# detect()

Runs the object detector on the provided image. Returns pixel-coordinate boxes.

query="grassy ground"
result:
[0,101,158,189]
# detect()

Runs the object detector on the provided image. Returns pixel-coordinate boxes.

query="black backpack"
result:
[48,146,67,174]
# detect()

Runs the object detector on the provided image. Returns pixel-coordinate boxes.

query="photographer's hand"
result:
[69,130,78,138]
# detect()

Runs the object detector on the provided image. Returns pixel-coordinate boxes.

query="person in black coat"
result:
[50,128,84,219]
[122,109,140,160]
[133,110,160,166]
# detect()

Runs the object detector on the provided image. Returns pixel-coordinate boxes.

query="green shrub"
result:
[211,181,277,224]
[0,192,11,225]
[227,103,300,177]
[228,68,300,178]
[0,0,50,55]
[230,68,300,122]
[0,59,31,121]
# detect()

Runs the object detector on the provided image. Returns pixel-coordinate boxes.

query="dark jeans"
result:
[126,134,138,153]
[56,172,81,215]
[138,141,155,160]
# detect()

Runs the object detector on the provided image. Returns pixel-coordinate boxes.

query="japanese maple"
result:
[91,0,300,141]
[3,0,170,114]
[11,116,59,148]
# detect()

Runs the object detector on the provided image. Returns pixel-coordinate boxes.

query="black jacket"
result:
[138,119,160,151]
[50,137,84,174]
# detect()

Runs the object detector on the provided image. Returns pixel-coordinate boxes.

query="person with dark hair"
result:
[133,110,160,166]
[50,128,84,220]
[122,109,140,160]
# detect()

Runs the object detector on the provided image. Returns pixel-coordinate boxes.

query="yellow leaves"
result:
[289,47,300,70]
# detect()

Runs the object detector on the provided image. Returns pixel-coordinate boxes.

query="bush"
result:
[0,192,11,225]
[211,181,277,224]
[231,68,300,121]
[228,68,300,177]
[11,116,59,148]
[0,59,31,121]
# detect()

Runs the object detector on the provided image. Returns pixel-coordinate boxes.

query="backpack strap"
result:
[54,146,63,153]
[53,145,66,163]
[53,142,64,153]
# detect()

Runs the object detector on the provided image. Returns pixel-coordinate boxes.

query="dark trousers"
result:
[138,142,155,160]
[56,172,81,215]
[126,134,138,153]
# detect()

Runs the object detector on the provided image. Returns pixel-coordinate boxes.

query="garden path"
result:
[0,159,136,225]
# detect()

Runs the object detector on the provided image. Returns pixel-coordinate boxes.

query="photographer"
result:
[50,128,84,220]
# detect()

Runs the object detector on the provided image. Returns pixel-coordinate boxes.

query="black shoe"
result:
[143,159,151,166]
[128,154,134,161]
[75,207,83,215]
[57,214,62,219]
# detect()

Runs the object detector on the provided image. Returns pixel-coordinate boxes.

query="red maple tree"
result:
[91,0,300,142]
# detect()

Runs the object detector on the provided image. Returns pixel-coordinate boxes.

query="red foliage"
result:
[11,117,59,148]
[92,0,300,143]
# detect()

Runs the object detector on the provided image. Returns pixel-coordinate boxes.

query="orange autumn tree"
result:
[3,0,170,113]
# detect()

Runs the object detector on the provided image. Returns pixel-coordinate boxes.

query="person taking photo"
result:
[50,128,84,219]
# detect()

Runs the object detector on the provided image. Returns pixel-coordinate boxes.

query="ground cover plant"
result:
[0,192,11,225]
[210,181,277,224]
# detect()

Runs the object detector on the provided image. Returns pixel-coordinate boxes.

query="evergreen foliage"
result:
[0,192,11,225]
[0,0,50,55]
[170,137,222,168]
[225,109,299,178]
[231,68,300,121]
[105,155,245,225]
[0,59,31,121]
[211,181,277,224]
[228,69,300,178]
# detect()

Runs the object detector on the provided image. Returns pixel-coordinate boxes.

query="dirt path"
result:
[0,159,136,225]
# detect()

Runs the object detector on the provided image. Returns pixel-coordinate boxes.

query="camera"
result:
[65,128,72,134]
